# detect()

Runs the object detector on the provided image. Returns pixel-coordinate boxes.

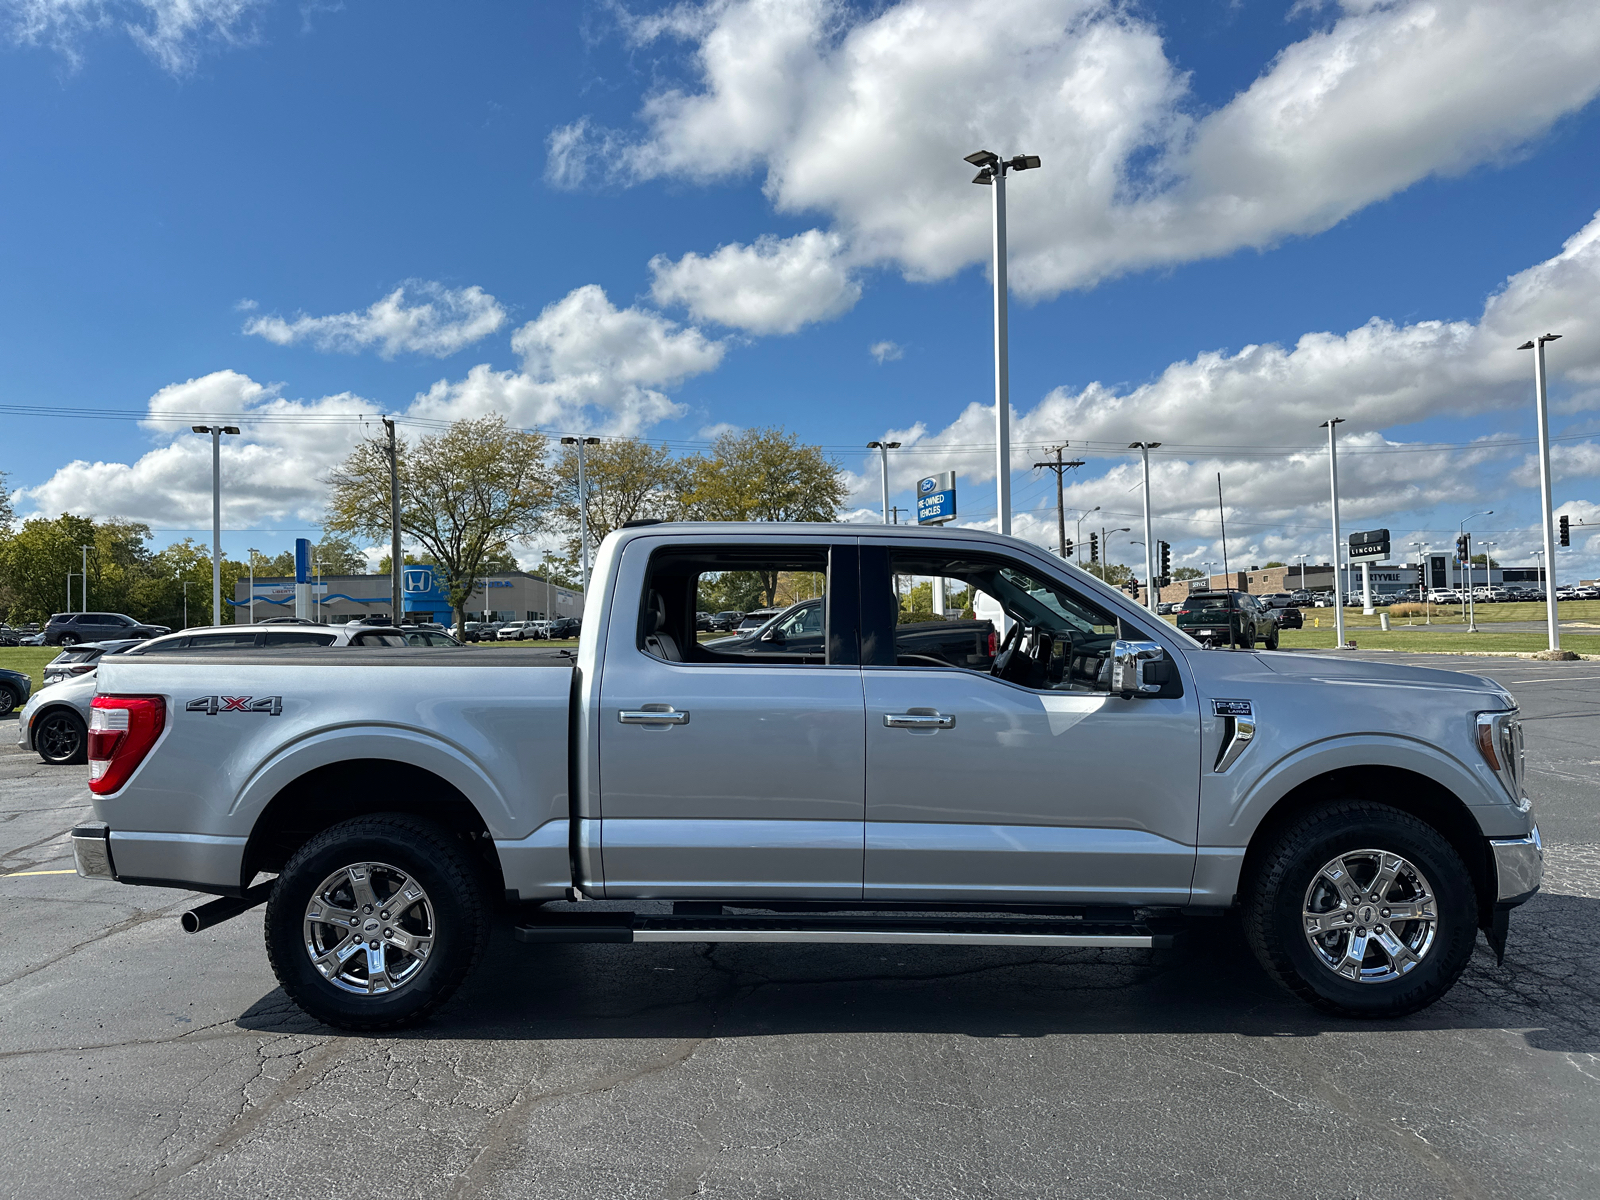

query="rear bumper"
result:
[1489,825,1543,906]
[70,823,247,895]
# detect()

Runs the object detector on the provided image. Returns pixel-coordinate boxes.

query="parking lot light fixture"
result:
[866,441,902,524]
[1130,442,1161,611]
[192,424,241,625]
[1519,334,1563,652]
[561,436,603,591]
[1410,541,1429,624]
[1459,510,1492,633]
[966,147,1039,535]
[1319,418,1346,648]
[1074,506,1099,566]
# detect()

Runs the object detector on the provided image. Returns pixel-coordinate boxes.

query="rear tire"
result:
[58,633,79,648]
[1243,802,1476,1017]
[35,709,87,765]
[264,814,490,1030]
[1266,626,1280,651]
[0,685,17,716]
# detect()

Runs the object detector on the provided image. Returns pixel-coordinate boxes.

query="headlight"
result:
[1475,711,1525,802]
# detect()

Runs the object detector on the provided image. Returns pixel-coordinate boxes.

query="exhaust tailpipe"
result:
[181,880,276,933]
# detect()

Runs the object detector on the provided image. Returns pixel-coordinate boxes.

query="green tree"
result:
[0,513,99,622]
[555,439,687,567]
[324,414,554,631]
[1470,552,1499,567]
[1171,567,1204,581]
[1262,560,1286,568]
[1082,562,1134,586]
[258,534,368,578]
[680,427,848,606]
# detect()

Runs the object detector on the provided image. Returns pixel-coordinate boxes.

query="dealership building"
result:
[232,566,583,626]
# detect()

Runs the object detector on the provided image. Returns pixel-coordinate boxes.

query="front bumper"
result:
[1489,824,1543,905]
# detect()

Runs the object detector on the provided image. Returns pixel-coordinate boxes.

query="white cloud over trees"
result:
[243,283,509,359]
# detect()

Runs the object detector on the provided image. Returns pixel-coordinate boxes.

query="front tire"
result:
[1243,802,1476,1017]
[58,633,79,648]
[0,685,17,716]
[264,815,489,1030]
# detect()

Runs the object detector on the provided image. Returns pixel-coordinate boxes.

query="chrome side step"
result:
[514,912,1173,949]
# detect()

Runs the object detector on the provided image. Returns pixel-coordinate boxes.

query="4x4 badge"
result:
[186,695,283,716]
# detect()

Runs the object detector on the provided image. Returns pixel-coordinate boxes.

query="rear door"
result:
[596,537,865,899]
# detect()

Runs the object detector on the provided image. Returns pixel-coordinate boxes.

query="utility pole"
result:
[1518,334,1564,652]
[1033,447,1085,557]
[79,543,93,613]
[1216,473,1231,585]
[965,149,1040,535]
[560,436,602,592]
[1131,443,1161,611]
[191,424,240,625]
[182,580,192,630]
[247,548,259,624]
[1320,419,1346,649]
[889,505,907,525]
[383,418,403,622]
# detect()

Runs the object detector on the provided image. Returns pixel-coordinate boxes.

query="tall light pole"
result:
[247,548,260,624]
[965,149,1040,536]
[182,580,193,629]
[561,436,602,592]
[192,424,240,625]
[1130,442,1161,611]
[1410,541,1430,624]
[866,440,901,524]
[1102,526,1131,585]
[1459,509,1492,633]
[1074,506,1099,566]
[79,543,94,613]
[1518,334,1564,652]
[382,417,403,622]
[1320,418,1346,649]
[1293,553,1308,595]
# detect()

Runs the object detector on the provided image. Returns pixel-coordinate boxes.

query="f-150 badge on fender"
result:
[1211,699,1253,718]
[186,695,283,716]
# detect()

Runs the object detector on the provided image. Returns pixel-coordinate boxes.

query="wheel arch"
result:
[1238,765,1497,927]
[29,702,86,753]
[243,759,504,896]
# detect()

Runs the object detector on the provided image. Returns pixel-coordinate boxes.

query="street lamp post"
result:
[182,579,193,630]
[866,440,901,524]
[1102,526,1131,585]
[1320,417,1346,649]
[1130,442,1161,611]
[965,149,1040,536]
[192,424,240,625]
[1293,553,1308,595]
[1459,510,1492,633]
[247,549,260,624]
[79,543,94,613]
[560,436,603,593]
[1410,542,1430,624]
[1518,334,1564,652]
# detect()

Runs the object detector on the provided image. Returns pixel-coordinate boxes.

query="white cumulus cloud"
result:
[870,340,903,364]
[553,0,1600,295]
[649,230,860,335]
[3,0,267,74]
[243,282,508,359]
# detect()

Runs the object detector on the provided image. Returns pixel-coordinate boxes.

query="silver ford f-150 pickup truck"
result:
[72,523,1542,1029]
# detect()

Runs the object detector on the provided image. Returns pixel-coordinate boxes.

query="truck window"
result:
[186,631,263,649]
[881,549,1144,692]
[639,544,839,666]
[261,630,337,647]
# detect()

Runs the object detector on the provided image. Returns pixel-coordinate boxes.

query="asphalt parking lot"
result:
[1,651,1596,1200]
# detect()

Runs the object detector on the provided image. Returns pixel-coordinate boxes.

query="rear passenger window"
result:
[261,630,336,647]
[638,544,840,666]
[187,632,262,649]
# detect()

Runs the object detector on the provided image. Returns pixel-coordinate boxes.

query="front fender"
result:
[232,724,516,837]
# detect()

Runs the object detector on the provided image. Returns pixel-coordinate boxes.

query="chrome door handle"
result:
[618,708,690,725]
[883,712,955,729]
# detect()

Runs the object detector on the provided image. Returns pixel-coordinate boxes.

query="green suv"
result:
[1175,590,1279,650]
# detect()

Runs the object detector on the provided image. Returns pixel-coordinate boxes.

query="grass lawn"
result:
[1305,599,1600,629]
[0,647,61,691]
[1274,629,1600,655]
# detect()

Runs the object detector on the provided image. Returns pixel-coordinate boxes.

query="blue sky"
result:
[3,0,1599,581]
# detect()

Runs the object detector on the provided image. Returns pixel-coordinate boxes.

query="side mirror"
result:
[1111,640,1166,698]
[760,626,784,643]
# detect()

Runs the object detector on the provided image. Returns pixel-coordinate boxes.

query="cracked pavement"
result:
[0,652,1596,1200]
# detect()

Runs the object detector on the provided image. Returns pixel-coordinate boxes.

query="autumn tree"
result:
[258,534,367,577]
[324,414,553,631]
[679,427,848,606]
[554,439,687,568]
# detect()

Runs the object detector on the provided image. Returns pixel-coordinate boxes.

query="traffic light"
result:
[1158,540,1171,585]
[1559,515,1570,547]
[1063,537,1074,559]
[1088,532,1099,564]
[1416,562,1426,588]
[1454,533,1468,563]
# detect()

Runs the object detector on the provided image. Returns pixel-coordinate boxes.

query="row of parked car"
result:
[457,617,582,642]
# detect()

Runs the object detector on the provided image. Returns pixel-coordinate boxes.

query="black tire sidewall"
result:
[1253,805,1476,1016]
[265,816,487,1030]
[38,710,86,764]
[0,686,16,716]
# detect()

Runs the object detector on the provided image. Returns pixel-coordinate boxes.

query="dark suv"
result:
[1175,590,1279,650]
[43,612,170,647]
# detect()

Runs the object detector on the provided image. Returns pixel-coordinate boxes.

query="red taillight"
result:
[88,695,165,795]
[987,630,998,656]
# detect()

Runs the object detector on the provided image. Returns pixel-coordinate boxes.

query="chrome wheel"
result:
[1302,848,1437,983]
[302,861,435,995]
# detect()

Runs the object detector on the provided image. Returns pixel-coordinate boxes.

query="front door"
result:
[861,543,1201,906]
[596,538,865,899]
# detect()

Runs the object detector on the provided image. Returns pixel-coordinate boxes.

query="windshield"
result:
[1182,595,1234,611]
